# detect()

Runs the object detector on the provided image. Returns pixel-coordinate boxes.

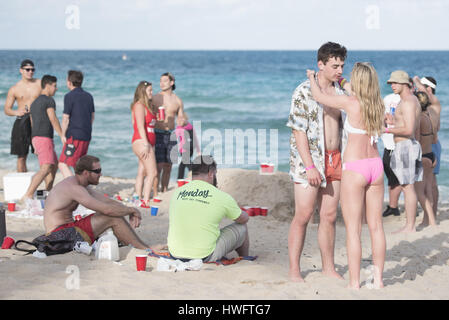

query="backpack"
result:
[14,227,87,256]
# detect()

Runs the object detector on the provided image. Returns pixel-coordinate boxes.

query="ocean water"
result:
[0,50,448,197]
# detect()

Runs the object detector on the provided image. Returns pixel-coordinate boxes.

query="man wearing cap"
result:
[385,70,423,233]
[4,59,41,172]
[413,76,441,214]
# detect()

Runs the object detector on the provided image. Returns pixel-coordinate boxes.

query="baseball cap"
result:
[387,70,410,84]
[20,59,35,68]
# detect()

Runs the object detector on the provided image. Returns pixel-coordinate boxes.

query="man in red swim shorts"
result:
[58,70,95,178]
[44,155,165,249]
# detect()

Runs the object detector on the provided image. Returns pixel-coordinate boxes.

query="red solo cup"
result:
[104,193,109,197]
[267,164,274,173]
[260,163,269,172]
[1,236,15,249]
[136,255,148,271]
[153,197,162,203]
[177,179,185,187]
[260,207,268,216]
[116,195,122,201]
[158,106,165,120]
[246,207,255,217]
[252,207,261,216]
[182,180,189,186]
[7,202,16,212]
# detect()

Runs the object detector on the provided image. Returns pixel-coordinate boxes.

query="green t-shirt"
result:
[167,180,242,259]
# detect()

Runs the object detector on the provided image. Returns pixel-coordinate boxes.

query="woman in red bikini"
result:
[307,63,386,289]
[131,81,157,207]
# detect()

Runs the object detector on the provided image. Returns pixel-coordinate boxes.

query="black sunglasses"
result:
[88,168,102,174]
[22,67,35,72]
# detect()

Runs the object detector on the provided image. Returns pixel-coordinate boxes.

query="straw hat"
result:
[387,70,410,84]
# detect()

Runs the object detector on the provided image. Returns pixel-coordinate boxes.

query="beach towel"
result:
[147,249,258,266]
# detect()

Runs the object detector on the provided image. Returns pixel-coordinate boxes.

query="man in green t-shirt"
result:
[167,155,250,262]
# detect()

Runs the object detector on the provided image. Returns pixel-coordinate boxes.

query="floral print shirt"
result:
[286,78,346,187]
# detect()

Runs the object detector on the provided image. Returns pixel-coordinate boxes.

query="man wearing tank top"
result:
[286,42,348,282]
[385,70,423,234]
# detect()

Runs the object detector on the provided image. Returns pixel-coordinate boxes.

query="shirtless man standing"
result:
[152,72,185,192]
[286,42,347,282]
[44,155,154,249]
[386,70,423,234]
[413,76,441,215]
[4,59,41,172]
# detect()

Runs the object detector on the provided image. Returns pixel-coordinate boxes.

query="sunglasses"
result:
[88,168,102,174]
[22,67,35,72]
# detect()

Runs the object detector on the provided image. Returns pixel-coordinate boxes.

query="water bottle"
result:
[95,228,120,261]
[0,204,6,242]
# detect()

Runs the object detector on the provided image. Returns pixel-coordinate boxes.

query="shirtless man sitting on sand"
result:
[4,59,41,172]
[152,72,186,192]
[44,154,163,250]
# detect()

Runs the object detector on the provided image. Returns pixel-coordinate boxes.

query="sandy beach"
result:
[1,168,449,300]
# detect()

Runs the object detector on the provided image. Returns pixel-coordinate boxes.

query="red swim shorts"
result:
[51,214,95,244]
[325,150,342,182]
[32,136,57,166]
[59,136,90,167]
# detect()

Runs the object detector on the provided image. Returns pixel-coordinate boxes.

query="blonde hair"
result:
[350,62,385,136]
[130,81,155,115]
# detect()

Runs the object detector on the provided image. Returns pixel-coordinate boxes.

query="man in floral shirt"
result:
[286,42,348,282]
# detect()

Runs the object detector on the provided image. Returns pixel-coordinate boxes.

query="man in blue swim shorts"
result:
[152,72,186,192]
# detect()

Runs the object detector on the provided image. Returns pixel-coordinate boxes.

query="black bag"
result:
[14,227,86,256]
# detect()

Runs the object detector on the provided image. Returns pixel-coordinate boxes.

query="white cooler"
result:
[3,172,35,201]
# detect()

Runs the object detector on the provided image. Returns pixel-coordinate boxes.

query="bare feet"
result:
[322,269,344,280]
[392,226,416,234]
[289,271,305,283]
[346,283,360,290]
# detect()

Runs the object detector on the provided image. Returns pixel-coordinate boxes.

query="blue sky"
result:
[1,0,448,50]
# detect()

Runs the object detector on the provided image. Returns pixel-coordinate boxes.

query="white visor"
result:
[420,77,436,89]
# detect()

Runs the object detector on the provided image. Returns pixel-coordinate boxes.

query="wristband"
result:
[337,77,347,87]
[305,164,315,171]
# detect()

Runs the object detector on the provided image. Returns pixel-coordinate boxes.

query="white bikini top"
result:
[344,118,378,145]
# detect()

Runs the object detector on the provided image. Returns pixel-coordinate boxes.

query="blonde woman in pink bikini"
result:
[307,62,386,289]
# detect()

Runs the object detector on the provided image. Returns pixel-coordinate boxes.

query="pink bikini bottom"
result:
[342,157,383,185]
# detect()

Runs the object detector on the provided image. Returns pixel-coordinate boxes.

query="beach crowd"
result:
[2,41,443,289]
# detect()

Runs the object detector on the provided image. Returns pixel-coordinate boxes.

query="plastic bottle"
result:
[95,228,120,261]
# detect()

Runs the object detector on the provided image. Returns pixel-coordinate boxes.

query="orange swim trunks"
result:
[325,150,342,182]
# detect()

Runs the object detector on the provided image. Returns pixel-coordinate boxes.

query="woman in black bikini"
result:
[415,91,437,228]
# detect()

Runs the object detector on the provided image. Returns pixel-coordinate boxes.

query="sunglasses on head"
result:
[88,168,102,174]
[22,67,35,72]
